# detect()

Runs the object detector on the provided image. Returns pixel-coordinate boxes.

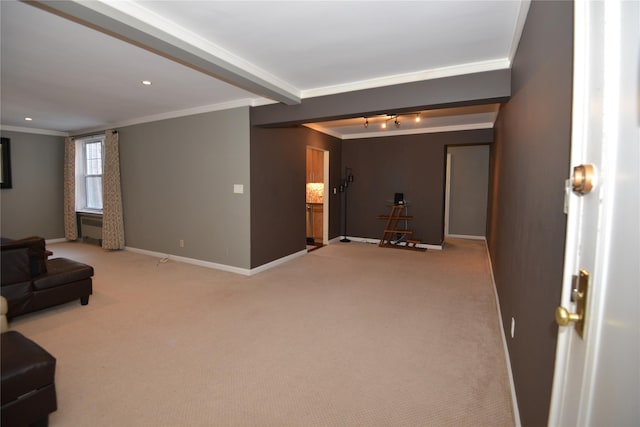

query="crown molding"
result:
[29,0,301,105]
[509,0,532,63]
[342,122,495,140]
[307,122,495,140]
[0,125,69,137]
[301,59,510,99]
[302,123,343,140]
[104,1,301,99]
[70,98,256,136]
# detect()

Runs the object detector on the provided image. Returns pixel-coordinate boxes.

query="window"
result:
[76,136,105,213]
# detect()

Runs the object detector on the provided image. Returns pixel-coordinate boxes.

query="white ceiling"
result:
[0,1,529,138]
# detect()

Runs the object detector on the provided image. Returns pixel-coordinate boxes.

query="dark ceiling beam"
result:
[26,0,301,105]
[251,69,510,127]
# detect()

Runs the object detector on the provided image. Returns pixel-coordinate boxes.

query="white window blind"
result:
[76,136,105,213]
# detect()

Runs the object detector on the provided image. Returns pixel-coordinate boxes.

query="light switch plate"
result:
[233,184,244,194]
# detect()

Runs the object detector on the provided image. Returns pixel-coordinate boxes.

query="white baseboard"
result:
[484,241,521,427]
[124,246,308,277]
[46,238,68,244]
[338,236,379,245]
[124,246,254,276]
[247,249,307,276]
[338,236,443,250]
[446,233,487,240]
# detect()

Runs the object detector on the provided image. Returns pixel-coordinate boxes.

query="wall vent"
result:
[80,215,102,246]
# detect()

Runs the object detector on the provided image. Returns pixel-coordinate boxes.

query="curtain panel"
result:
[63,137,78,240]
[102,130,125,250]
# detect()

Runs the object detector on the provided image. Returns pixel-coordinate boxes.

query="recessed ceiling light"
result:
[24,117,33,121]
[142,80,152,86]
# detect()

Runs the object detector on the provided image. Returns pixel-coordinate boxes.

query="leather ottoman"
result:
[1,331,57,427]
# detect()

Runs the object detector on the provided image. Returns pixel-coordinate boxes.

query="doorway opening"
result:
[306,147,328,251]
[444,145,490,240]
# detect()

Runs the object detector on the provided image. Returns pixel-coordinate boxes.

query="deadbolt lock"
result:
[572,164,595,195]
[555,269,589,339]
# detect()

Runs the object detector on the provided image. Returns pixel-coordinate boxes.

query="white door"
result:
[548,1,639,426]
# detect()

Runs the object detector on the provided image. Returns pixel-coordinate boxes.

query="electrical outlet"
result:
[179,239,185,248]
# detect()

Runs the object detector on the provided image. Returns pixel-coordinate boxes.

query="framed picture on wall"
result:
[1,137,12,189]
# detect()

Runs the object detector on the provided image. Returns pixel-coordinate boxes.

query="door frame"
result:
[322,149,329,244]
[306,146,328,246]
[444,152,452,237]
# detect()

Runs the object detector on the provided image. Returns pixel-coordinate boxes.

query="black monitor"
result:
[394,193,404,205]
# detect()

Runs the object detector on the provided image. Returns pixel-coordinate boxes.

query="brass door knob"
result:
[555,269,589,338]
[572,164,595,194]
[555,306,582,326]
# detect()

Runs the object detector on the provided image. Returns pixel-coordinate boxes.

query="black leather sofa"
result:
[1,237,94,319]
[1,329,57,427]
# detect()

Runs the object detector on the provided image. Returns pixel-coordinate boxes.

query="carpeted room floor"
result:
[8,239,514,426]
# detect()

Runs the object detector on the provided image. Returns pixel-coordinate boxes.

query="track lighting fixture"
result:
[363,112,422,129]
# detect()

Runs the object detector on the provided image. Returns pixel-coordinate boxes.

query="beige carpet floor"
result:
[9,239,514,426]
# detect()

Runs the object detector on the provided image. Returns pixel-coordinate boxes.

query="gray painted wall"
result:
[487,1,573,425]
[0,130,65,239]
[447,145,489,237]
[118,107,251,269]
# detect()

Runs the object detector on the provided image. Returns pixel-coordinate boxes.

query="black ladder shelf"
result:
[376,205,425,251]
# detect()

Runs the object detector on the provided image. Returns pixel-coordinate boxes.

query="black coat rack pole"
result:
[341,167,353,243]
[341,188,350,242]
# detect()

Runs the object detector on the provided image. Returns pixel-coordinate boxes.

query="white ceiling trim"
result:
[29,0,301,105]
[305,122,496,141]
[509,0,532,63]
[103,0,301,101]
[303,124,343,140]
[0,125,69,137]
[301,58,511,99]
[70,98,258,137]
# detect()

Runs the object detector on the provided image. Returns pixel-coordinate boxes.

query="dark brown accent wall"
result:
[343,129,493,245]
[487,1,573,426]
[250,125,342,268]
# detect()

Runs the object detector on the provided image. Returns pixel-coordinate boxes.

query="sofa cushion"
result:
[1,331,56,404]
[32,258,94,291]
[0,282,33,319]
[1,248,32,285]
[1,237,48,276]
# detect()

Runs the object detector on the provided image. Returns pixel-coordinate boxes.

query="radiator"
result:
[80,215,102,246]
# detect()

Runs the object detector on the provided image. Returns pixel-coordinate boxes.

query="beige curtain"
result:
[63,137,78,240]
[102,130,125,250]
